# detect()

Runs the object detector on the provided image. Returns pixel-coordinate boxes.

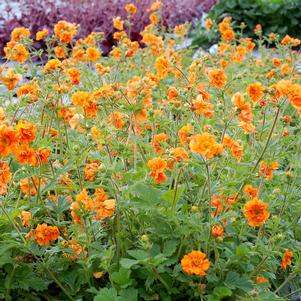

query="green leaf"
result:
[111,268,132,288]
[119,288,138,301]
[236,244,250,256]
[225,271,253,292]
[163,240,178,256]
[120,258,139,269]
[127,249,149,260]
[94,288,118,301]
[213,286,232,299]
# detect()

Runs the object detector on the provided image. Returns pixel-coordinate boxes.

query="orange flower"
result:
[16,121,36,144]
[113,17,124,30]
[94,198,116,220]
[33,223,60,246]
[205,18,212,30]
[192,95,214,118]
[246,82,264,102]
[281,35,300,47]
[20,210,32,227]
[259,161,279,180]
[36,28,48,40]
[36,148,50,164]
[54,46,66,58]
[44,59,62,72]
[0,161,12,195]
[76,189,93,211]
[189,132,223,159]
[65,68,80,85]
[181,250,210,276]
[17,84,38,102]
[155,55,171,79]
[95,63,111,75]
[86,47,101,62]
[6,43,29,63]
[152,132,169,154]
[147,157,167,184]
[71,91,91,106]
[84,162,99,181]
[20,176,45,196]
[212,225,224,237]
[109,112,125,129]
[223,134,243,161]
[243,197,270,227]
[281,249,293,269]
[243,184,258,198]
[207,68,227,88]
[0,68,22,90]
[256,276,269,283]
[222,29,235,42]
[11,27,30,42]
[14,145,37,166]
[62,237,87,260]
[169,147,189,162]
[125,3,137,15]
[0,125,18,157]
[178,123,192,145]
[54,20,77,43]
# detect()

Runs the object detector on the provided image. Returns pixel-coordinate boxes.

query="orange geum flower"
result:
[281,249,293,269]
[0,68,22,90]
[207,68,227,88]
[20,176,45,196]
[125,3,137,15]
[109,112,125,129]
[0,125,18,157]
[65,68,80,85]
[20,210,32,227]
[95,63,111,75]
[181,250,210,277]
[44,59,62,72]
[76,189,93,211]
[189,132,223,159]
[212,225,224,237]
[86,47,101,62]
[169,147,189,162]
[222,29,235,42]
[243,184,258,198]
[9,44,29,63]
[71,91,91,106]
[256,276,269,283]
[243,197,270,227]
[223,134,243,161]
[155,55,171,79]
[16,121,36,144]
[178,123,192,145]
[246,82,264,102]
[11,27,30,42]
[33,223,60,246]
[84,162,99,181]
[36,148,50,164]
[205,18,212,30]
[17,84,38,102]
[94,198,116,220]
[113,17,124,30]
[192,95,214,118]
[152,132,169,154]
[54,20,77,43]
[14,145,37,166]
[147,157,167,184]
[259,161,279,180]
[36,28,48,40]
[0,161,12,195]
[54,46,66,58]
